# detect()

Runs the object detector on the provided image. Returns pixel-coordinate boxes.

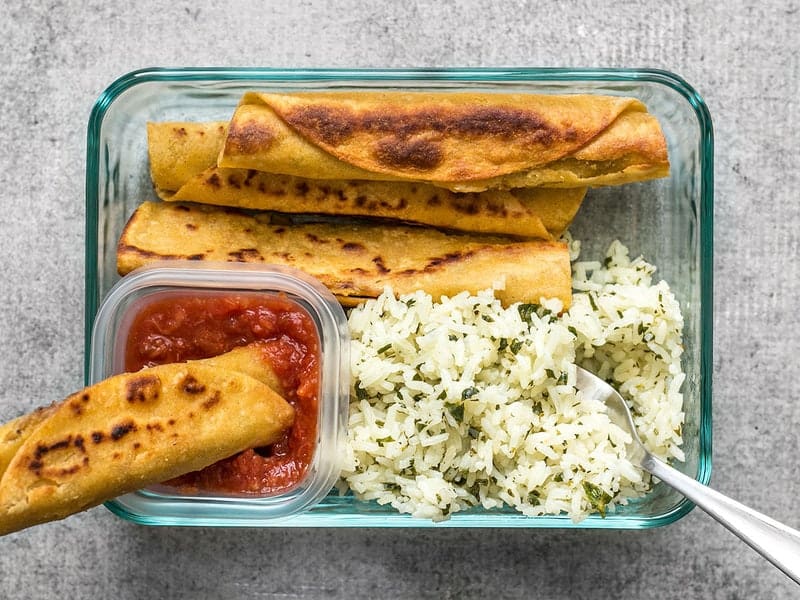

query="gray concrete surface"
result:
[0,1,798,598]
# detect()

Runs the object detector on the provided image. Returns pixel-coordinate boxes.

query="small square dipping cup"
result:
[88,262,349,526]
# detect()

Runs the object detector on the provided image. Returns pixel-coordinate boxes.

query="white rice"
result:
[341,236,685,522]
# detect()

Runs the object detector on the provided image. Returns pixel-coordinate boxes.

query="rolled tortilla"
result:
[0,360,294,536]
[117,201,572,308]
[164,166,588,239]
[216,91,669,191]
[0,350,286,487]
[147,122,585,239]
[147,121,228,193]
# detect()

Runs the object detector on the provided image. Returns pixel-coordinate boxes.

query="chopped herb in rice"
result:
[342,239,685,522]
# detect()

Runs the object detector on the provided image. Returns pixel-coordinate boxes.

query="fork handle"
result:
[644,453,800,585]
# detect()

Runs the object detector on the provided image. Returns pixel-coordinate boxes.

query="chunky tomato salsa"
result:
[123,292,320,495]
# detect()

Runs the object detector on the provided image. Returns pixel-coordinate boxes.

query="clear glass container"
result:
[85,67,713,528]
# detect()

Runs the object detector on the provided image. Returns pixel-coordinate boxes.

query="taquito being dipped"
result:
[147,122,586,239]
[216,91,669,192]
[116,201,572,308]
[0,357,294,536]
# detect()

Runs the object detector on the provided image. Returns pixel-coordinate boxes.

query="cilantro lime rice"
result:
[342,237,685,521]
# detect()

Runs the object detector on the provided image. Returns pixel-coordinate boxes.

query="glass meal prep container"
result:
[85,67,713,528]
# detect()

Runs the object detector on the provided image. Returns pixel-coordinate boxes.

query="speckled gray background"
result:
[0,1,798,598]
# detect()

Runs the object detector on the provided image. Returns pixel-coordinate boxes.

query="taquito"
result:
[117,201,572,308]
[216,91,669,192]
[0,360,294,536]
[147,122,585,239]
[164,165,586,239]
[0,343,287,486]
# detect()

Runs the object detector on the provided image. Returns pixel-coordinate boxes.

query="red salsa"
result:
[123,292,320,495]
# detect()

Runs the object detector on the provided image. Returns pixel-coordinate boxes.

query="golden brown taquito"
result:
[216,91,669,191]
[163,166,588,239]
[117,201,572,308]
[0,360,294,536]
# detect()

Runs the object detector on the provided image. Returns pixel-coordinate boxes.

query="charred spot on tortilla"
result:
[425,251,474,271]
[295,104,561,142]
[228,248,263,261]
[226,119,274,155]
[179,375,206,395]
[110,421,137,441]
[374,137,443,170]
[26,438,88,476]
[444,106,557,142]
[342,242,366,253]
[452,196,481,215]
[285,105,355,145]
[227,173,242,189]
[372,256,390,274]
[35,438,71,459]
[202,392,221,410]
[305,233,325,244]
[206,173,222,189]
[126,374,161,404]
[116,242,199,263]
